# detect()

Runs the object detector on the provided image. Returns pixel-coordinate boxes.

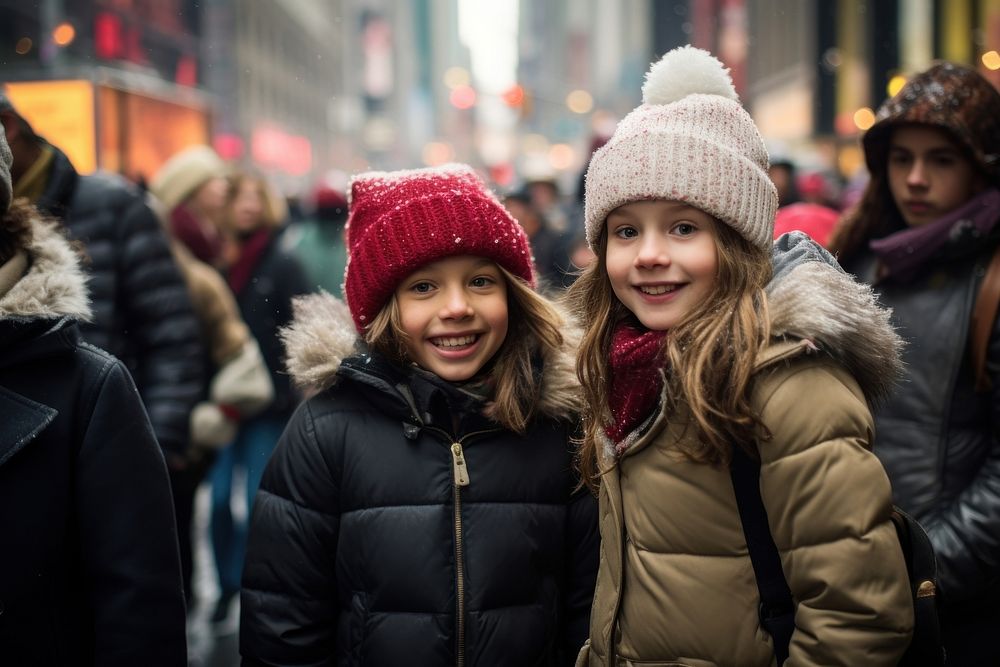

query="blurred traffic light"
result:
[502,84,524,108]
[449,85,476,110]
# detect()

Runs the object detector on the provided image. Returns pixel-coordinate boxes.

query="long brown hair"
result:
[568,221,772,489]
[0,199,35,263]
[364,265,566,434]
[224,171,282,233]
[827,169,904,264]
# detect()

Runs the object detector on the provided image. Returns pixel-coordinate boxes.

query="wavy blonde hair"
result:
[364,265,566,434]
[567,221,772,489]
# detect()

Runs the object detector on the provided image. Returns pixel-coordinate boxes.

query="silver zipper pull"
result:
[451,442,470,487]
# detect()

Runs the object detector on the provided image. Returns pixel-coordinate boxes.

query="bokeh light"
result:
[853,107,876,131]
[566,89,594,114]
[422,141,455,166]
[53,22,76,47]
[449,85,476,109]
[443,66,470,89]
[887,75,907,97]
[548,143,575,170]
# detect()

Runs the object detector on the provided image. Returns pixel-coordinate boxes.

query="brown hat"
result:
[863,62,1000,184]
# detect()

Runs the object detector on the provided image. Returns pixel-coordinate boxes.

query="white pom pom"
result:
[642,45,738,106]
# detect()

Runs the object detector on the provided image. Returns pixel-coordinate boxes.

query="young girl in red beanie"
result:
[240,164,598,666]
[569,46,913,666]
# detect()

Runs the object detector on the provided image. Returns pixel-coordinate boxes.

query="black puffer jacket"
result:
[35,144,203,458]
[230,229,311,419]
[0,215,186,665]
[240,294,599,666]
[844,229,1000,612]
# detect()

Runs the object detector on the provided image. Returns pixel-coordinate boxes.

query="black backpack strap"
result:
[730,445,796,665]
[890,508,946,666]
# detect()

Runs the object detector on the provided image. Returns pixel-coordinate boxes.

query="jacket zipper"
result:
[451,441,470,667]
[421,424,496,667]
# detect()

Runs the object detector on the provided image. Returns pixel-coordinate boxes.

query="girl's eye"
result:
[889,153,912,165]
[614,226,638,239]
[411,281,434,293]
[933,156,956,167]
[470,276,494,288]
[673,222,696,236]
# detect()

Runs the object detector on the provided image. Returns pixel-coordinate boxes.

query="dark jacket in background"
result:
[229,229,311,418]
[0,215,186,666]
[844,228,1000,648]
[240,293,599,666]
[34,143,203,459]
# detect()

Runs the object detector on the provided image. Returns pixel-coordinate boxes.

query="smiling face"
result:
[394,255,509,381]
[605,200,719,332]
[887,124,985,227]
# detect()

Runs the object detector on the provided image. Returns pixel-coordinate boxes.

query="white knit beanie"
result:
[584,45,777,250]
[151,145,227,212]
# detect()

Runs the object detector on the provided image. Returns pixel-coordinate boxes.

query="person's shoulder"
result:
[753,355,872,457]
[74,339,133,381]
[756,353,864,407]
[72,171,141,208]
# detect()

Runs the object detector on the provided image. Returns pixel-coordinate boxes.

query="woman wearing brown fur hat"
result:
[830,61,1000,665]
[0,129,187,663]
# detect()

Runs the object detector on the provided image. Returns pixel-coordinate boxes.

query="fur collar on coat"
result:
[766,253,902,405]
[0,212,90,321]
[281,291,583,421]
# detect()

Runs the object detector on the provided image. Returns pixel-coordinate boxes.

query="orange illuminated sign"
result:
[5,80,96,174]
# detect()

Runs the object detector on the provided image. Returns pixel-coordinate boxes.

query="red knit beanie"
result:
[344,164,536,331]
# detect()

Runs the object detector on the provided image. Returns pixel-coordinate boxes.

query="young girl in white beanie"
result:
[239,164,598,666]
[569,46,914,666]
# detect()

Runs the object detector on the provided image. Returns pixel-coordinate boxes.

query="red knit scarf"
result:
[227,229,272,296]
[604,323,667,449]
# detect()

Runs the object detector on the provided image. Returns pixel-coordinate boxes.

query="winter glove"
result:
[189,339,274,449]
[190,402,239,449]
[209,338,274,415]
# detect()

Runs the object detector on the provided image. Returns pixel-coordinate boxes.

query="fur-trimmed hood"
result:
[0,211,90,321]
[281,291,583,420]
[764,232,902,404]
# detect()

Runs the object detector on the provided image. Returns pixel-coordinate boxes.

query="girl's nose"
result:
[439,287,474,319]
[634,236,670,268]
[907,159,928,188]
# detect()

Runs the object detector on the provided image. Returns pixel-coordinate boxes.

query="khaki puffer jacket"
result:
[580,259,915,667]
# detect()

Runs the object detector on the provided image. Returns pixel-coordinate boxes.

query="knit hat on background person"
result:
[343,163,535,331]
[584,45,777,250]
[151,145,227,211]
[862,61,1000,185]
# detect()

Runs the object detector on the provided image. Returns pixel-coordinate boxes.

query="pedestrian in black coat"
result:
[240,165,598,666]
[0,94,203,468]
[0,129,187,665]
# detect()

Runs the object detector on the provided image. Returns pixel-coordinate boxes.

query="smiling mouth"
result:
[638,285,680,295]
[430,334,479,348]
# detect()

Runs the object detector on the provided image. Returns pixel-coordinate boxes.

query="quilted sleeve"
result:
[240,400,341,666]
[756,360,914,667]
